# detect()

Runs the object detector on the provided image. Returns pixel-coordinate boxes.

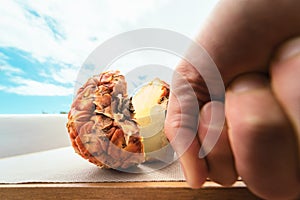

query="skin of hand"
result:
[164,0,300,199]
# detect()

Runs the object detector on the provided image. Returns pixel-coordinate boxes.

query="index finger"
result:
[165,63,208,188]
[165,43,225,187]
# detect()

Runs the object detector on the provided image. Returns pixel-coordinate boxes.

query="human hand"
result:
[165,0,300,199]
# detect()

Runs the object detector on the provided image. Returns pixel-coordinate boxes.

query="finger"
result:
[165,67,208,188]
[271,36,300,164]
[198,101,237,186]
[225,73,300,199]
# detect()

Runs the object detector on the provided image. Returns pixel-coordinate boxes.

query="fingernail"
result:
[229,74,269,93]
[275,37,300,62]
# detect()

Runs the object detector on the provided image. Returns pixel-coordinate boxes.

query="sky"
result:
[0,0,219,114]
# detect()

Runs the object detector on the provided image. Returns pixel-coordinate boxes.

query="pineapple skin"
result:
[67,71,144,169]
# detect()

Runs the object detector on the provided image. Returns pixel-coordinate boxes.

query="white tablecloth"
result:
[0,147,185,183]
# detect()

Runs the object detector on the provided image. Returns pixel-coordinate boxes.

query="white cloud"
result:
[0,0,219,96]
[0,76,73,96]
[0,64,24,74]
[0,54,24,75]
[39,64,79,85]
[51,67,79,85]
[0,0,169,67]
[106,0,169,24]
[0,0,172,96]
[0,0,219,67]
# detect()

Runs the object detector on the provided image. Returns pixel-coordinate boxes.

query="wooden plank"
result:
[0,181,261,200]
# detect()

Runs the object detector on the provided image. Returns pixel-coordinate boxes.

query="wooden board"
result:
[0,181,261,200]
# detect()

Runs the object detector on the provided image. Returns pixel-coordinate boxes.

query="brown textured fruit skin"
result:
[67,71,144,169]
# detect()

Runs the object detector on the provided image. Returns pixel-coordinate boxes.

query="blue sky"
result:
[0,0,218,114]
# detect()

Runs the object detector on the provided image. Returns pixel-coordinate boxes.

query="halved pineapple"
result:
[66,71,170,169]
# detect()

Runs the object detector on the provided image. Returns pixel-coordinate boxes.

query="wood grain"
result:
[0,181,261,200]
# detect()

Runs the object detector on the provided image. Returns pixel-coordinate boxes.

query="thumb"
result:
[271,36,300,168]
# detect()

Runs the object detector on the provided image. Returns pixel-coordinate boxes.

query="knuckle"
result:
[234,111,292,142]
